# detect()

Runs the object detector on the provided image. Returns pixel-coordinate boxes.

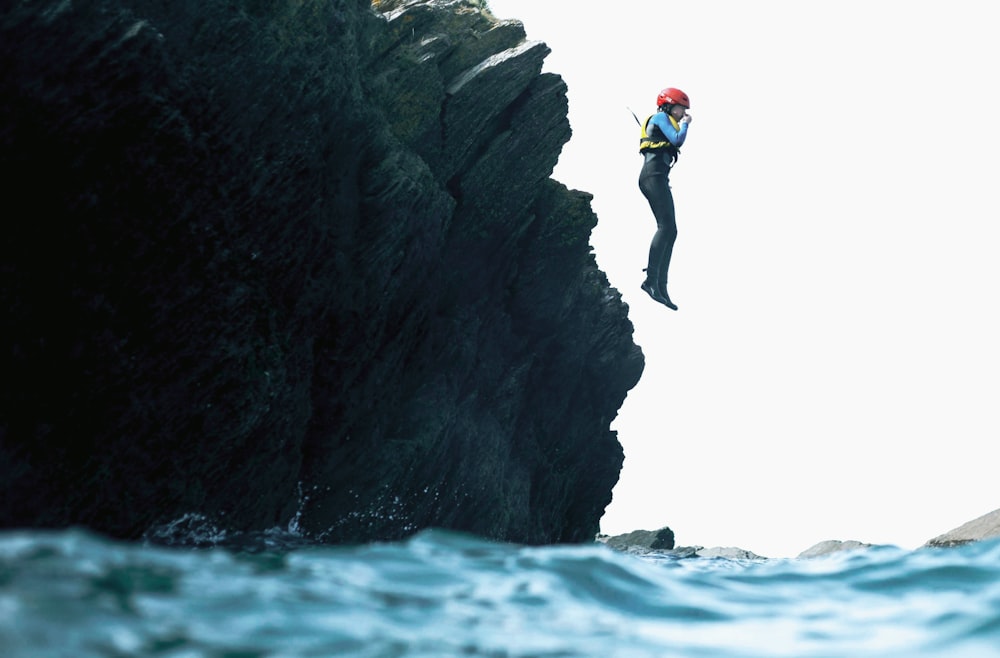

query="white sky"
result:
[485,0,1000,558]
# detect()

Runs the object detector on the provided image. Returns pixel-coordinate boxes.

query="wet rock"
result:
[602,527,676,551]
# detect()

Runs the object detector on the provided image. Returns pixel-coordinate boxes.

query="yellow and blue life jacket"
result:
[639,114,681,162]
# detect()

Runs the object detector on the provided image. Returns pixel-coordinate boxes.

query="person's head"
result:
[656,87,690,118]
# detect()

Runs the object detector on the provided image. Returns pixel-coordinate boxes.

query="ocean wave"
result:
[1,528,999,657]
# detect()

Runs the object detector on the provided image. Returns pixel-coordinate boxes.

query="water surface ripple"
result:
[2,529,998,657]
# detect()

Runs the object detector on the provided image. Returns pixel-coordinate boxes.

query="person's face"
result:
[669,105,688,120]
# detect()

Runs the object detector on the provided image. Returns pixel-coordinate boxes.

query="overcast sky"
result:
[486,0,1000,557]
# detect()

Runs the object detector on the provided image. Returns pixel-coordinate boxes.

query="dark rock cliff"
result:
[0,0,643,545]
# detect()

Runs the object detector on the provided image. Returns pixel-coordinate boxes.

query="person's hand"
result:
[680,112,692,124]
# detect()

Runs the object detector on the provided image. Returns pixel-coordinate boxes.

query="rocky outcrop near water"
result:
[0,0,643,545]
[797,540,872,559]
[600,527,676,551]
[599,527,765,560]
[924,508,1000,548]
[602,507,1000,560]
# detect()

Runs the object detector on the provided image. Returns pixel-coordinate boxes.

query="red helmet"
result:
[656,87,690,109]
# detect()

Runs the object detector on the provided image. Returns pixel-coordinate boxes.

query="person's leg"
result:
[639,175,678,309]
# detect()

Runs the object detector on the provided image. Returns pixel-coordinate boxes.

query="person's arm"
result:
[651,112,688,148]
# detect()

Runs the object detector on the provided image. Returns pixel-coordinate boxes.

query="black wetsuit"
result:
[639,150,677,296]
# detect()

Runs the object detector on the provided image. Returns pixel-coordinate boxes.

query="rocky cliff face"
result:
[0,0,643,545]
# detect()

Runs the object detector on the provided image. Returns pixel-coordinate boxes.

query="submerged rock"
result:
[0,0,643,545]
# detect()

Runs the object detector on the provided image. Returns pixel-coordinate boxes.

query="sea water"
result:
[2,526,999,658]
